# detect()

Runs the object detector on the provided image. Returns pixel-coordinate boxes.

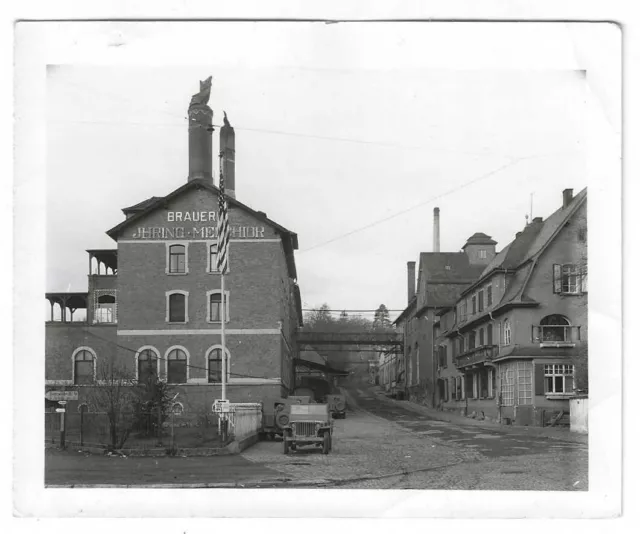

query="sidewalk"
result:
[367,386,588,445]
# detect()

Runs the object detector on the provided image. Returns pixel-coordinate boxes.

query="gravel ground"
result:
[242,393,587,491]
[242,407,480,484]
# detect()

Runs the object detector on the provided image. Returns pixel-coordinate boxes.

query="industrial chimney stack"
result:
[433,207,441,252]
[407,261,416,304]
[187,77,214,183]
[220,112,236,199]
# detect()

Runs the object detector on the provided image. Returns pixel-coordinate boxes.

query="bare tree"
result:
[87,359,141,450]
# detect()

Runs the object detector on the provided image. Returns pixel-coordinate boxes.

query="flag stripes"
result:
[216,153,230,273]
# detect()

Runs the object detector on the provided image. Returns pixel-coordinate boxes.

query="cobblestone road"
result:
[241,385,588,490]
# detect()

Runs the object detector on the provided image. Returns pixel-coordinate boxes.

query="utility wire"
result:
[298,155,530,253]
[82,328,281,382]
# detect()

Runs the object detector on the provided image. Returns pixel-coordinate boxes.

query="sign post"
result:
[58,401,67,449]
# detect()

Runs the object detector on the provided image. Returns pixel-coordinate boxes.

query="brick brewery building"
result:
[45,78,302,413]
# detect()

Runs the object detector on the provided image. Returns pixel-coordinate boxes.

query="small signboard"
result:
[45,391,78,402]
[55,408,66,413]
[213,399,230,413]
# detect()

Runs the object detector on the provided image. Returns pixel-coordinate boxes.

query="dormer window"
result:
[479,249,487,259]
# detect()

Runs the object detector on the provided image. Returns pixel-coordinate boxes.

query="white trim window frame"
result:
[135,346,160,382]
[206,241,220,274]
[165,345,190,384]
[206,345,231,384]
[544,363,575,395]
[503,318,512,345]
[71,346,97,385]
[166,242,189,275]
[206,289,230,323]
[166,290,189,324]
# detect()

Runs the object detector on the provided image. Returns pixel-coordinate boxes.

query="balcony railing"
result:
[532,325,580,347]
[455,345,499,368]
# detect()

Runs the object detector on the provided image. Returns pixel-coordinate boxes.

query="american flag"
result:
[216,154,230,273]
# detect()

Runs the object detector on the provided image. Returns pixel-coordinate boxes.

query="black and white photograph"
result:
[12,14,622,521]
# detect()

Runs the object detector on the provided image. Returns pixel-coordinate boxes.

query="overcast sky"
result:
[44,22,615,321]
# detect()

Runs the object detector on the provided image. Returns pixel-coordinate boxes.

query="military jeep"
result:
[283,404,333,455]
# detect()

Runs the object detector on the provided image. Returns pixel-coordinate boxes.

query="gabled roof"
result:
[106,178,300,279]
[463,187,587,305]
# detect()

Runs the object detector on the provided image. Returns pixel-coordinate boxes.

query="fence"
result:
[45,409,223,450]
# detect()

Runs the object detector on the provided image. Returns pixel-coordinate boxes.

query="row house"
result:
[394,208,491,407]
[433,188,587,426]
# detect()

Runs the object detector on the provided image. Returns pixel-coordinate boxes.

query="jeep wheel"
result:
[322,432,330,455]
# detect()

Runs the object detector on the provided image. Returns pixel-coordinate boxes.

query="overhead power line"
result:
[298,155,531,253]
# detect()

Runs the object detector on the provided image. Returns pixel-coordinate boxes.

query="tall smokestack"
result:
[187,77,213,182]
[407,261,416,304]
[220,111,236,198]
[433,207,441,252]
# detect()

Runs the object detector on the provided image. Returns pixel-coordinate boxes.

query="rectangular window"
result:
[168,244,186,274]
[544,364,575,394]
[208,244,219,273]
[487,285,493,306]
[208,291,229,323]
[561,264,579,293]
[517,361,533,405]
[553,264,581,294]
[468,331,476,350]
[456,377,462,399]
[458,337,464,354]
[500,363,515,406]
[478,290,484,312]
[487,323,493,346]
[168,293,186,322]
[479,249,487,259]
[471,295,477,314]
[479,328,485,346]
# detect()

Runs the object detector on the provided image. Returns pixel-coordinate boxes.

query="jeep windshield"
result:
[289,404,329,418]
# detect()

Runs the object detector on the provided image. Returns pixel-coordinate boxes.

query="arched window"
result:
[207,347,230,383]
[166,291,188,323]
[168,244,186,273]
[167,347,187,384]
[503,319,512,345]
[138,348,158,384]
[540,314,571,342]
[73,349,95,384]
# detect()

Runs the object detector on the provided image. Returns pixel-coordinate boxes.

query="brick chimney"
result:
[433,207,440,252]
[187,77,214,183]
[563,188,574,209]
[220,112,236,199]
[407,261,416,303]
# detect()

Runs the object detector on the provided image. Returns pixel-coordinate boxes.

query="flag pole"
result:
[221,271,226,401]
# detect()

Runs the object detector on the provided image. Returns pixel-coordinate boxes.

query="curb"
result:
[368,387,588,444]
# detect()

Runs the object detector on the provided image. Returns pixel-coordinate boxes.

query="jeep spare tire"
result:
[334,400,346,412]
[276,413,289,428]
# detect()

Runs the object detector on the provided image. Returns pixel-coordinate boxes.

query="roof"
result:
[122,197,163,214]
[464,187,587,304]
[416,252,485,314]
[418,252,486,283]
[392,296,416,325]
[462,232,498,249]
[106,178,300,280]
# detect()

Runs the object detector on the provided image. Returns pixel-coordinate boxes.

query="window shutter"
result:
[531,325,540,343]
[553,264,562,293]
[581,270,588,293]
[534,364,545,395]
